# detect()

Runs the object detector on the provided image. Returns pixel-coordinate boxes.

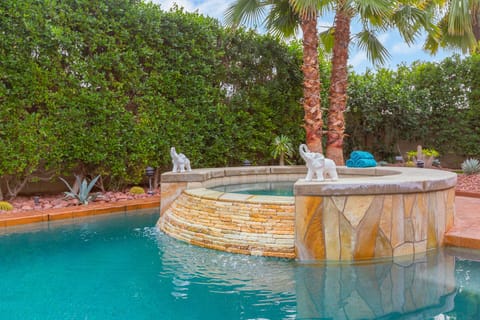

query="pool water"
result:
[0,210,479,319]
[212,181,294,196]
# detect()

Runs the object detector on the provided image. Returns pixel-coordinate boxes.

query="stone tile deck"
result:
[445,195,480,249]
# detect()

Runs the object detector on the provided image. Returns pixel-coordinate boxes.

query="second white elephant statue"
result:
[170,147,192,173]
[299,144,338,181]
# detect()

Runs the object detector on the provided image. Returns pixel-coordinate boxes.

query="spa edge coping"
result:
[161,165,457,197]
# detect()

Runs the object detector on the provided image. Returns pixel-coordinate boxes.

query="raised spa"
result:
[157,166,457,261]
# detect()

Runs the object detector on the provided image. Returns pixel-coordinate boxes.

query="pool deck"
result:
[445,194,480,249]
[0,193,479,252]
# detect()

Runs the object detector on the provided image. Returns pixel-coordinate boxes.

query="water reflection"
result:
[156,230,476,319]
[295,251,457,319]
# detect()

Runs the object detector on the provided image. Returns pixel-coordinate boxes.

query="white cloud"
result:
[378,32,390,46]
[349,51,368,68]
[391,42,423,55]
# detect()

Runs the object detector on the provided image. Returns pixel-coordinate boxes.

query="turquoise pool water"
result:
[0,210,479,319]
[212,181,294,196]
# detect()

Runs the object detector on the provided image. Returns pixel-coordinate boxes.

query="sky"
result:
[150,0,459,73]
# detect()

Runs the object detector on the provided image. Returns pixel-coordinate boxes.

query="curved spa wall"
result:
[158,166,457,261]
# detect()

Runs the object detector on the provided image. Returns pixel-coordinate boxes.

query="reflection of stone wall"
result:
[296,250,457,319]
[295,188,455,260]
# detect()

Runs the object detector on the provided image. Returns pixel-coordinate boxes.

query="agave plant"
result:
[60,175,101,205]
[461,158,480,175]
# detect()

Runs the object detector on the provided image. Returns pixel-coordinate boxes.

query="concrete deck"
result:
[445,195,480,249]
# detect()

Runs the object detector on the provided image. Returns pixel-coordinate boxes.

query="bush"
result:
[129,186,145,195]
[0,201,14,211]
[461,159,480,175]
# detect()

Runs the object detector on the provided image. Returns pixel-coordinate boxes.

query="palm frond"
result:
[392,5,426,44]
[288,0,332,18]
[354,29,391,65]
[266,0,301,38]
[447,0,472,35]
[319,27,335,54]
[224,0,269,28]
[423,22,442,54]
[351,0,394,25]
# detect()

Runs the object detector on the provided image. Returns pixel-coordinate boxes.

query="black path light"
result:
[146,166,155,195]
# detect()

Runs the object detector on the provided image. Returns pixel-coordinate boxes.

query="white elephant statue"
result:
[299,144,338,181]
[170,147,191,173]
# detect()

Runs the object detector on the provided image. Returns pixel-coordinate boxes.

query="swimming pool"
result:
[211,181,294,196]
[1,210,479,319]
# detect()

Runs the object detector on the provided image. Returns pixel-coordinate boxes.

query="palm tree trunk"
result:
[473,7,480,52]
[301,16,323,153]
[326,8,351,165]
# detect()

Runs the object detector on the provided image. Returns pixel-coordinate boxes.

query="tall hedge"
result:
[345,54,480,161]
[0,0,303,197]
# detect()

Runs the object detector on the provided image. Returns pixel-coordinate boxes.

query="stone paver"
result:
[445,195,480,249]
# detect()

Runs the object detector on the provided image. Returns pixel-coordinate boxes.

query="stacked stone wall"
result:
[159,189,295,258]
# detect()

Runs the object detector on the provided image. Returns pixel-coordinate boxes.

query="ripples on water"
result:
[0,210,479,319]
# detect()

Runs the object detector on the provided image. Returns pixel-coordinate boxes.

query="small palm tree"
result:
[271,135,294,166]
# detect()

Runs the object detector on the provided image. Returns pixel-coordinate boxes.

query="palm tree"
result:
[424,0,480,54]
[271,135,294,165]
[292,0,430,165]
[225,0,326,153]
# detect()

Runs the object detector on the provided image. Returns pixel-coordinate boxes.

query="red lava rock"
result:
[5,188,159,214]
[457,174,480,193]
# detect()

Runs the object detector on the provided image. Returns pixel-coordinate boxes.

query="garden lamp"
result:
[146,166,155,195]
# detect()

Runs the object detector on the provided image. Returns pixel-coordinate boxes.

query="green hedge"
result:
[0,0,303,197]
[345,54,480,161]
[1,0,479,198]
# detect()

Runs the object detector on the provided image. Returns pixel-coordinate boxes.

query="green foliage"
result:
[271,135,294,165]
[1,0,480,193]
[60,175,101,205]
[461,159,480,175]
[0,0,302,192]
[407,148,439,159]
[129,186,145,195]
[0,201,13,211]
[345,54,480,160]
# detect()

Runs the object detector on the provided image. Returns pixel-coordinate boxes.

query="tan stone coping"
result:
[0,196,161,228]
[161,165,306,183]
[161,166,457,197]
[294,167,457,196]
[184,188,294,204]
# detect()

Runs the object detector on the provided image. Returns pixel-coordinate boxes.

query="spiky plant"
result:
[271,135,294,166]
[60,175,101,205]
[461,158,480,175]
[0,201,14,211]
[129,186,145,195]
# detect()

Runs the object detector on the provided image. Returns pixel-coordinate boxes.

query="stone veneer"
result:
[157,166,457,261]
[159,189,295,258]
